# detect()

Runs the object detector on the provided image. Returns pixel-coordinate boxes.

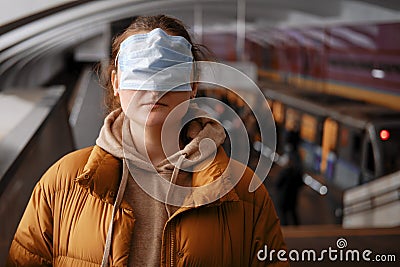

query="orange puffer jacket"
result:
[7,145,289,266]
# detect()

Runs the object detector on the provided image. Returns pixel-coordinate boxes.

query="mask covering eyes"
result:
[116,28,194,91]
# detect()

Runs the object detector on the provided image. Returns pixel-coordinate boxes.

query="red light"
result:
[380,130,390,141]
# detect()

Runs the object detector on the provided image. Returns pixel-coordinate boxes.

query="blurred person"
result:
[283,127,300,153]
[276,144,304,226]
[7,15,288,266]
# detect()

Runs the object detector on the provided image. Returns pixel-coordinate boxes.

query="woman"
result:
[7,15,288,266]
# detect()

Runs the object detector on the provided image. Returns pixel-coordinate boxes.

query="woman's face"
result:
[116,88,192,127]
[112,30,195,127]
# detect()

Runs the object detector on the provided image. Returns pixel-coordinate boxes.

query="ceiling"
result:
[139,0,400,33]
[2,0,400,88]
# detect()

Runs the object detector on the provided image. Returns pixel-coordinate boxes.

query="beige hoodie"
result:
[96,104,226,267]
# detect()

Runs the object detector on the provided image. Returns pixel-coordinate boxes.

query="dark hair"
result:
[100,14,213,113]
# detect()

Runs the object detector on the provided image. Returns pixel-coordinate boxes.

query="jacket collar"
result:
[74,146,128,207]
[75,145,239,211]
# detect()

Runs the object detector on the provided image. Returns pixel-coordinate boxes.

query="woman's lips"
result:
[141,102,168,107]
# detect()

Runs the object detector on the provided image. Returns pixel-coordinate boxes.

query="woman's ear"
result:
[111,70,119,96]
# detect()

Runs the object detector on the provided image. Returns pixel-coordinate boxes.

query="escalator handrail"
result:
[0,0,95,36]
[0,0,199,61]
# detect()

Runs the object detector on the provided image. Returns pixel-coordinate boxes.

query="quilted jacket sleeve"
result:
[7,172,54,266]
[250,184,290,267]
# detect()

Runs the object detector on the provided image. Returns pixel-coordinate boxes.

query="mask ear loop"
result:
[114,49,121,68]
[190,60,197,99]
[113,49,121,94]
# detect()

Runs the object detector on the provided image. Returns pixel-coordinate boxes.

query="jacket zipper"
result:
[170,220,176,267]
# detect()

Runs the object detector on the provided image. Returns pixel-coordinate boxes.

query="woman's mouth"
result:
[142,102,168,107]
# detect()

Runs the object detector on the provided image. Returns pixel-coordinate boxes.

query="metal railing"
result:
[343,170,400,228]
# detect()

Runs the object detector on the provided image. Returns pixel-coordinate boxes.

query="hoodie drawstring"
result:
[101,158,129,267]
[101,154,186,265]
[165,154,186,217]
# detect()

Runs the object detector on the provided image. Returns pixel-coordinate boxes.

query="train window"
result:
[340,127,349,147]
[321,118,338,174]
[300,113,317,142]
[338,126,362,166]
[272,101,284,125]
[285,108,300,131]
[352,132,362,165]
[366,142,375,174]
[334,126,363,189]
[380,128,400,175]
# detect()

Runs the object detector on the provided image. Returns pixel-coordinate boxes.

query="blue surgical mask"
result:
[116,28,194,91]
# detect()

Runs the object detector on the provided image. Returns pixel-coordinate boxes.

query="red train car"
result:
[246,22,400,111]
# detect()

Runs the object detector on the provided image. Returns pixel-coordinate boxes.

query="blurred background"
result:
[0,0,399,266]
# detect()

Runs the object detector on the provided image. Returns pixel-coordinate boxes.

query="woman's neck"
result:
[130,120,182,165]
